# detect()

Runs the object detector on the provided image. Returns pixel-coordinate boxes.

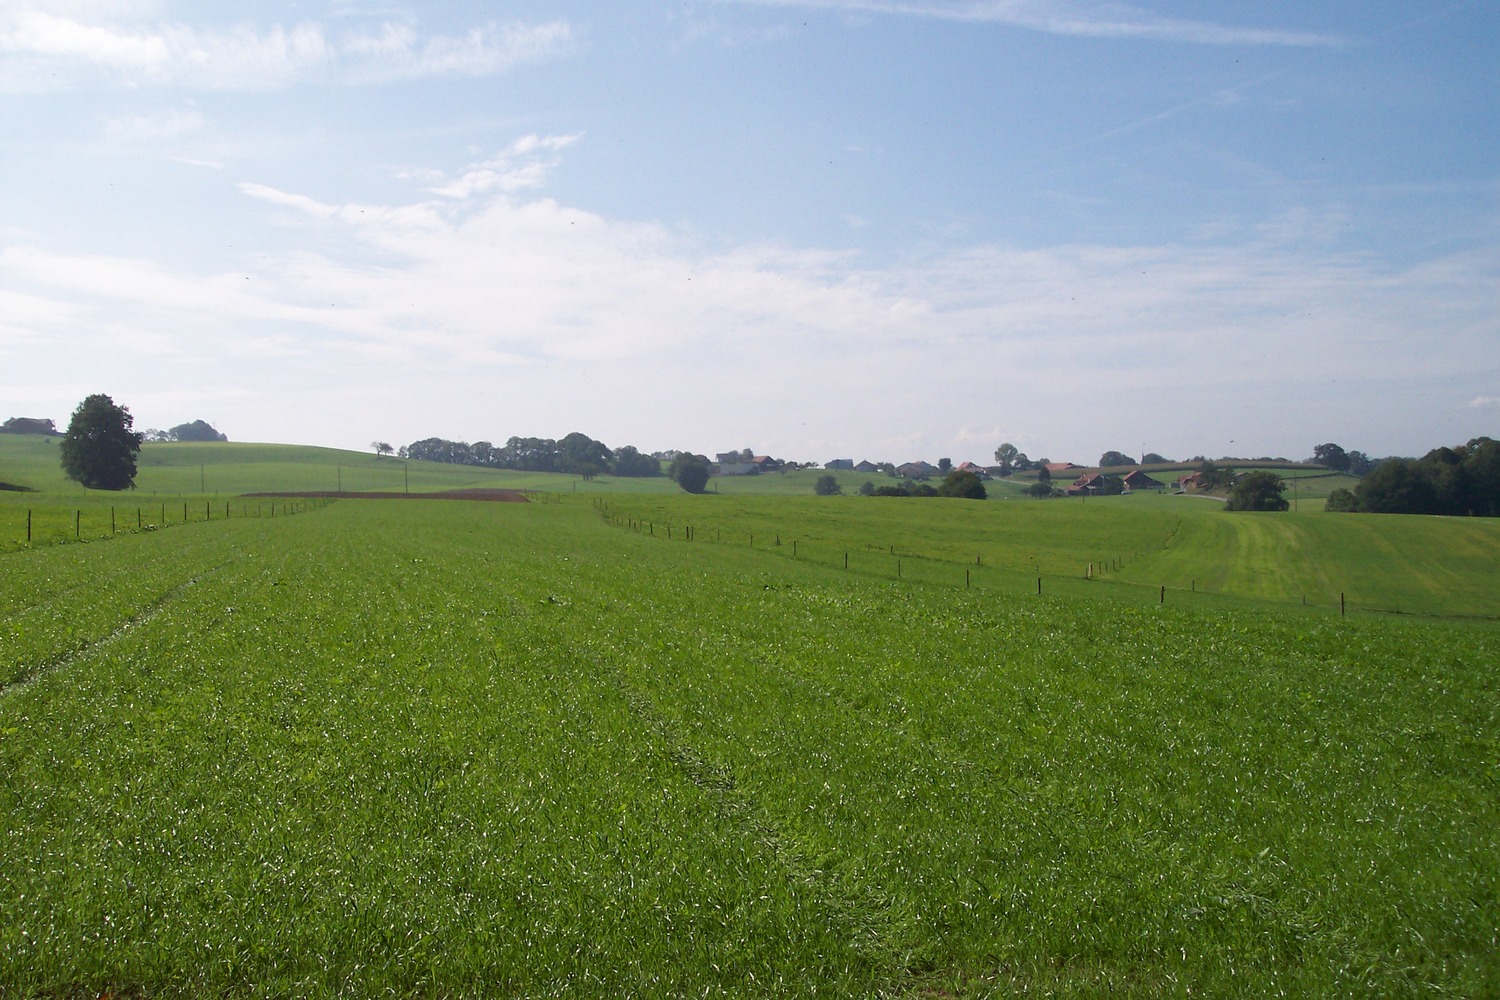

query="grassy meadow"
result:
[1,438,1498,996]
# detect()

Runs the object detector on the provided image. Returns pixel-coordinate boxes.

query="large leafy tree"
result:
[558,432,612,475]
[668,453,711,494]
[993,442,1023,476]
[1226,471,1289,511]
[60,394,144,490]
[610,445,661,477]
[1312,443,1351,472]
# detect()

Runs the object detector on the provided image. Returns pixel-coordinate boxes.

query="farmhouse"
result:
[1122,470,1164,491]
[825,459,854,470]
[897,461,940,479]
[716,453,778,475]
[854,460,880,474]
[1068,472,1122,496]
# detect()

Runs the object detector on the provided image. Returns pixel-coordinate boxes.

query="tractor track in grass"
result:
[591,652,907,987]
[0,561,233,697]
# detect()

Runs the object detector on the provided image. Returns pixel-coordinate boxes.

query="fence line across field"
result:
[13,498,325,546]
[593,497,1360,617]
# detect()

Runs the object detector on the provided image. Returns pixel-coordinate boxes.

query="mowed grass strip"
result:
[1,498,1496,996]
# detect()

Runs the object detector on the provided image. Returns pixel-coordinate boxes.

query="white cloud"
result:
[0,9,573,91]
[3,151,1495,459]
[426,134,583,200]
[1470,397,1500,409]
[237,182,341,220]
[724,0,1345,47]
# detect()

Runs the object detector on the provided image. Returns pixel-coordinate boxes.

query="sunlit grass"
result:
[2,498,1496,996]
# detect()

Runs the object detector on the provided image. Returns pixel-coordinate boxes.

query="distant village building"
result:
[1122,470,1165,491]
[825,459,854,470]
[716,454,778,475]
[897,461,940,479]
[854,460,880,474]
[1068,473,1123,496]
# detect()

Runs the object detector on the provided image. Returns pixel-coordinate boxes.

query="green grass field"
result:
[5,435,1497,618]
[2,485,1497,997]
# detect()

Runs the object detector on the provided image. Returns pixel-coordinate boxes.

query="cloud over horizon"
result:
[3,130,1494,460]
[0,8,573,91]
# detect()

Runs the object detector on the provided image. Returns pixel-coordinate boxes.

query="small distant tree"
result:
[1037,465,1052,486]
[1142,452,1168,465]
[168,420,227,442]
[1312,443,1351,472]
[1099,450,1135,468]
[1226,471,1289,511]
[939,469,987,499]
[857,480,875,496]
[993,443,1020,477]
[373,441,394,457]
[1027,481,1055,498]
[669,453,711,494]
[60,394,144,490]
[1325,488,1358,512]
[937,458,952,475]
[814,475,842,496]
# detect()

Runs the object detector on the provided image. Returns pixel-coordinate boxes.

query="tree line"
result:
[400,433,662,479]
[1326,437,1499,516]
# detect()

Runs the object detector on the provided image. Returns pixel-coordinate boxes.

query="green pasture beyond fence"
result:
[4,497,327,549]
[591,497,1487,621]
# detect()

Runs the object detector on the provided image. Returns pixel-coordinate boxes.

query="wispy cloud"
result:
[724,0,1345,47]
[425,134,583,200]
[0,9,573,91]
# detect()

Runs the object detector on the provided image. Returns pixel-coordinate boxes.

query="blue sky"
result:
[2,1,1495,466]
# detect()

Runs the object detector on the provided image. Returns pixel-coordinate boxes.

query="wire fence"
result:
[4,498,329,551]
[591,499,1380,617]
